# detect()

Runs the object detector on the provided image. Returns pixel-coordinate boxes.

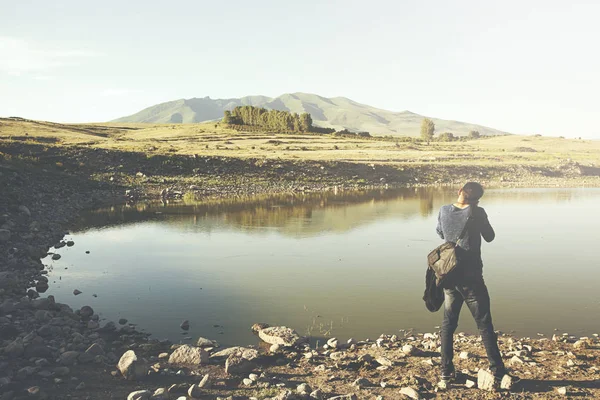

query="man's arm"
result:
[436,210,444,239]
[479,208,495,242]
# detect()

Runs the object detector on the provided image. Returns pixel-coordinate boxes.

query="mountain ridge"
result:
[112,92,510,137]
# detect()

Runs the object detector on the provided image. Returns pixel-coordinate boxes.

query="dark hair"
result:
[461,182,484,203]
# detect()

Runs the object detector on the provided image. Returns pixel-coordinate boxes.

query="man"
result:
[435,182,509,388]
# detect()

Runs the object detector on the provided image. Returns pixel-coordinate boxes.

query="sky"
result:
[1,0,599,138]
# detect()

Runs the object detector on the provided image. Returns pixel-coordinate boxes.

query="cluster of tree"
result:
[421,118,483,141]
[223,106,313,133]
[334,129,371,138]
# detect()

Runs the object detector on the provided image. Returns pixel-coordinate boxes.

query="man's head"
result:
[458,182,484,204]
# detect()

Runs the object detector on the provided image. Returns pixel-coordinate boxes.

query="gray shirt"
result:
[436,204,495,255]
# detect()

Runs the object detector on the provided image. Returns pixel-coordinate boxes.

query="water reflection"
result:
[48,187,600,346]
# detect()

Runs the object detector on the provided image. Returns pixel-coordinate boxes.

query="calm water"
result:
[43,188,600,346]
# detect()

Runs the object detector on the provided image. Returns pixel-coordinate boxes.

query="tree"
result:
[222,110,233,124]
[438,132,455,142]
[468,130,480,139]
[420,118,435,141]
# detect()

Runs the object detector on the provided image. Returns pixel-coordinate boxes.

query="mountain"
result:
[112,92,510,137]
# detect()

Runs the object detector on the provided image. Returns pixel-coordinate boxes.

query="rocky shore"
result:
[1,140,600,399]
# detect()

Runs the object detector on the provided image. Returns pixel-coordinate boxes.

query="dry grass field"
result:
[1,118,599,171]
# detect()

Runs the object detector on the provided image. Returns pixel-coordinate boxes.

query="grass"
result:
[1,117,599,173]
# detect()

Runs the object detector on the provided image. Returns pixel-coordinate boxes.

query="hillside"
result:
[112,93,511,137]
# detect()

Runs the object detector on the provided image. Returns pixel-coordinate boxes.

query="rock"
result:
[297,383,312,394]
[327,395,358,400]
[101,321,117,332]
[198,373,212,388]
[251,322,270,332]
[59,351,80,366]
[119,318,128,325]
[85,343,105,356]
[327,338,338,348]
[375,356,393,367]
[73,289,82,296]
[574,340,589,349]
[66,240,74,247]
[465,379,476,388]
[188,384,202,398]
[118,350,149,380]
[459,351,474,359]
[24,344,52,359]
[0,229,10,242]
[168,345,209,365]
[128,390,151,400]
[242,378,253,386]
[510,355,524,365]
[270,344,281,353]
[27,386,40,396]
[18,205,31,217]
[310,389,325,399]
[352,377,371,388]
[402,345,421,356]
[53,367,70,376]
[32,296,55,310]
[4,338,24,358]
[0,272,16,289]
[80,306,94,319]
[477,369,496,391]
[211,346,258,361]
[51,254,61,260]
[75,382,86,390]
[196,337,219,347]
[225,354,255,375]
[258,326,306,347]
[180,320,190,330]
[399,387,421,399]
[151,388,168,399]
[36,281,49,293]
[500,374,514,390]
[358,354,373,363]
[557,387,567,395]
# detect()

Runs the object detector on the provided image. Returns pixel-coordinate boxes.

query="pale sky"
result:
[1,0,599,138]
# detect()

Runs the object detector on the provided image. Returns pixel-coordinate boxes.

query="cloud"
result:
[0,36,101,76]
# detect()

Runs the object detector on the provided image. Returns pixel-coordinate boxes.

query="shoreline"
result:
[1,142,600,399]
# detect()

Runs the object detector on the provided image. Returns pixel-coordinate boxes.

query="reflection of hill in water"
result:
[73,188,598,237]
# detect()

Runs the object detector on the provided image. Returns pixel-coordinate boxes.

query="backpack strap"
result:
[456,206,473,245]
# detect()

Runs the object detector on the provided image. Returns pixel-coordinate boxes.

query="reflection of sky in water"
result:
[44,188,600,345]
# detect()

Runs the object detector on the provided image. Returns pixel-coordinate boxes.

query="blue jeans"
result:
[440,277,505,378]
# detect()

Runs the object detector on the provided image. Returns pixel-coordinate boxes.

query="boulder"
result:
[225,354,255,375]
[59,351,80,365]
[168,345,209,365]
[118,350,148,380]
[196,337,219,348]
[477,369,496,391]
[80,306,94,319]
[258,326,306,347]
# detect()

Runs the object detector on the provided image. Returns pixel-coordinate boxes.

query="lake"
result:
[43,187,600,346]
